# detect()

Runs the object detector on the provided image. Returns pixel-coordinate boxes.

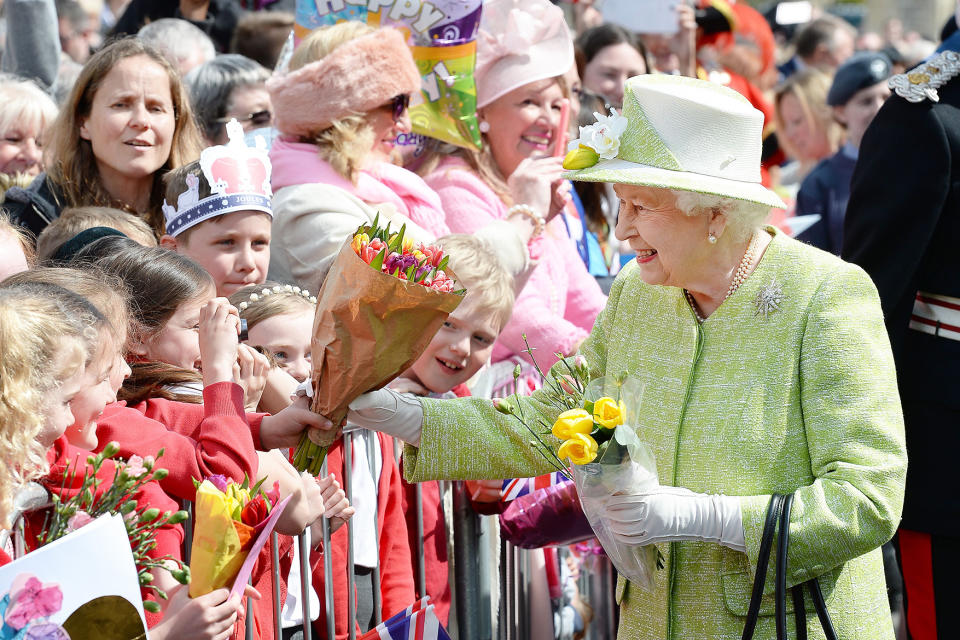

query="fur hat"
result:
[267,28,421,138]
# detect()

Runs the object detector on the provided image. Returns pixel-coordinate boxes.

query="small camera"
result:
[239,318,249,342]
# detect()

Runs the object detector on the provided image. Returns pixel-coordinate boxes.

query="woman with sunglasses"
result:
[185,54,272,146]
[265,20,537,294]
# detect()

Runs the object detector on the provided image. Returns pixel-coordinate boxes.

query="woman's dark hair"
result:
[574,24,650,77]
[74,240,213,404]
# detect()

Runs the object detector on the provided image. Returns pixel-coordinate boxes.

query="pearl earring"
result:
[708,232,718,244]
[479,121,490,133]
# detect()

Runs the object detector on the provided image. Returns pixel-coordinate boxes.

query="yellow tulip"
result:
[558,433,598,465]
[552,408,595,440]
[562,145,600,170]
[593,397,626,429]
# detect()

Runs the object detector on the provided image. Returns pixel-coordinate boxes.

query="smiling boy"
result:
[160,119,273,296]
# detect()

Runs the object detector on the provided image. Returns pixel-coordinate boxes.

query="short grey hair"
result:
[138,18,216,72]
[674,190,770,241]
[185,54,270,142]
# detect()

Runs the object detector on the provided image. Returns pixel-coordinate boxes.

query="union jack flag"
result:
[500,472,564,501]
[359,602,450,640]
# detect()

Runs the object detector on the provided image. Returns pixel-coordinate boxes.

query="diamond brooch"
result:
[754,279,785,318]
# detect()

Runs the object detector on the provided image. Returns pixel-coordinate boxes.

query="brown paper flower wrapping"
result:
[309,237,464,434]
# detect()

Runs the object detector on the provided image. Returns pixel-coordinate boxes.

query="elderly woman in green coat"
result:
[345,75,907,639]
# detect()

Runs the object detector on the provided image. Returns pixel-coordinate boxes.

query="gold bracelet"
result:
[507,204,545,238]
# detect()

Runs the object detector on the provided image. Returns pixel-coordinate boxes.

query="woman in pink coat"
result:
[419,0,606,379]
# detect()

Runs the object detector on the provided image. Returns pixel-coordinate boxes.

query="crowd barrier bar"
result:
[321,457,335,640]
[343,430,357,640]
[366,432,383,626]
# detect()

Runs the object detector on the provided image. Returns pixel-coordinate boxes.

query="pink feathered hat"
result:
[475,0,574,109]
[267,28,421,138]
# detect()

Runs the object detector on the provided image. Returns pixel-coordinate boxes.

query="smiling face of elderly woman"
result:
[613,184,769,290]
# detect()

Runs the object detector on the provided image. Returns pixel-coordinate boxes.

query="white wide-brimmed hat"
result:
[563,74,786,209]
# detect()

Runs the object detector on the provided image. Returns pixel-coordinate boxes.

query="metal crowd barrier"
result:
[3,453,620,640]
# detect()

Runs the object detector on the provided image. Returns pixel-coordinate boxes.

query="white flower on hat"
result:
[567,108,629,161]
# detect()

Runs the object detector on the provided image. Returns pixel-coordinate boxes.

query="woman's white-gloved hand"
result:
[604,485,746,552]
[347,387,424,446]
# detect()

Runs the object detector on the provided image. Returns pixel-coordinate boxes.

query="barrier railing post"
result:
[366,432,382,625]
[321,458,335,640]
[413,483,426,599]
[246,579,255,640]
[271,531,282,639]
[343,430,357,640]
[452,480,481,639]
[298,531,313,639]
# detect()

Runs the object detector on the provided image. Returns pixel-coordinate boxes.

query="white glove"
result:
[347,388,424,446]
[604,485,746,552]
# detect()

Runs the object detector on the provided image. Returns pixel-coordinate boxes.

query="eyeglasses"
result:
[389,94,410,122]
[215,109,273,128]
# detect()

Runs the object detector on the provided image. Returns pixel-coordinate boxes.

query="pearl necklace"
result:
[685,231,760,323]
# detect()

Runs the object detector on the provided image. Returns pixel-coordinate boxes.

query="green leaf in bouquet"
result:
[583,400,595,415]
[369,247,387,271]
[451,288,467,296]
[371,211,380,231]
[388,223,407,253]
[405,263,417,280]
[437,255,450,271]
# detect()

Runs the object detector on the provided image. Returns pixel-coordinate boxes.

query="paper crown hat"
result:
[162,119,274,237]
[563,74,786,209]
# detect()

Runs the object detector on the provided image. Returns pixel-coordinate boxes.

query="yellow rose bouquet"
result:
[493,338,662,589]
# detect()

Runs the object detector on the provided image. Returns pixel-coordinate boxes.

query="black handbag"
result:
[741,493,839,640]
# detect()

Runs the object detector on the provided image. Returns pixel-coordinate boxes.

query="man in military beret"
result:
[796,51,891,254]
[842,39,960,640]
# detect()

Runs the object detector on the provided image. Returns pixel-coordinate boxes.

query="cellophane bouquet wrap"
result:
[569,377,660,590]
[188,475,281,597]
[494,348,660,589]
[293,219,464,473]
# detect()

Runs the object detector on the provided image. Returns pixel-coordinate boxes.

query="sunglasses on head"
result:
[389,94,410,122]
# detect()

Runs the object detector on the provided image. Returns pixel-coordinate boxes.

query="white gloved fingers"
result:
[347,387,424,446]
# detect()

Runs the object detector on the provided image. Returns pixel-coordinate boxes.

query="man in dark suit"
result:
[843,48,960,640]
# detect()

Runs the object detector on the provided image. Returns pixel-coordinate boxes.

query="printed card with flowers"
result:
[0,514,148,639]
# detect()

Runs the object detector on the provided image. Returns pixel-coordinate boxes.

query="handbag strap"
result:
[741,494,784,640]
[775,494,795,640]
[744,492,840,640]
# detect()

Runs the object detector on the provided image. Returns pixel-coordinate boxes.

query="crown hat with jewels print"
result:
[162,119,274,237]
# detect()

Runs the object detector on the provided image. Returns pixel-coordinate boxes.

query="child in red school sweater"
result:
[389,234,517,627]
[0,281,245,639]
[53,244,342,639]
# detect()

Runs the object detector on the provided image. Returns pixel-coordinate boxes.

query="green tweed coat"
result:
[406,229,907,639]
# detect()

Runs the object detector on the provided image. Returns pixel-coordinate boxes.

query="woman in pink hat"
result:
[266,21,535,295]
[418,0,607,384]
